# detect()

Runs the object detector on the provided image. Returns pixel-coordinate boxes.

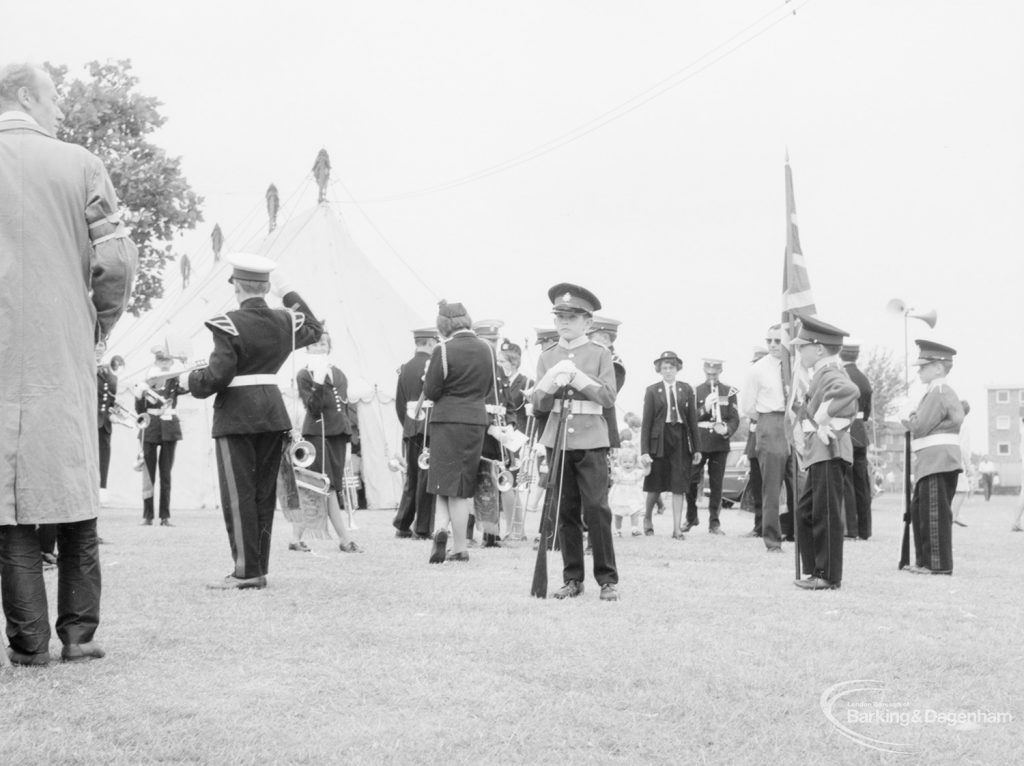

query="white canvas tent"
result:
[105,199,428,511]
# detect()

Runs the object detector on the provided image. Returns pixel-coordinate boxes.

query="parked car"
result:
[702,441,749,508]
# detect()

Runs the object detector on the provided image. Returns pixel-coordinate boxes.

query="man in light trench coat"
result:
[0,64,137,665]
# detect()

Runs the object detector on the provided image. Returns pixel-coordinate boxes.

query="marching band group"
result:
[88,262,972,603]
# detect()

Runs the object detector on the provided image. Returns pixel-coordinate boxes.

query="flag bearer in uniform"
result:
[392,327,438,539]
[904,340,964,575]
[685,359,739,534]
[532,284,620,601]
[791,317,860,590]
[188,254,323,590]
[586,317,625,448]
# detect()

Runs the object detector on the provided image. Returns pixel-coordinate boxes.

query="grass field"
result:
[2,492,1022,765]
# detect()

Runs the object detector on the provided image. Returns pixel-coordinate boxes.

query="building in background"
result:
[986,385,1024,492]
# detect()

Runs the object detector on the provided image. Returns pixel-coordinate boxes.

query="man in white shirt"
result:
[738,325,795,552]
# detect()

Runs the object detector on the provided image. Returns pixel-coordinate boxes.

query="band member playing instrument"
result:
[188,253,323,590]
[137,346,184,527]
[423,301,494,563]
[903,340,964,575]
[531,283,620,601]
[641,352,701,540]
[96,346,123,505]
[685,359,739,534]
[791,317,860,591]
[392,328,439,540]
[293,331,362,553]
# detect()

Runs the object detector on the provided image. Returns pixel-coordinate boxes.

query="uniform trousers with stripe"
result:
[910,471,957,573]
[392,434,435,537]
[685,449,728,528]
[796,458,847,585]
[98,427,112,488]
[842,445,872,539]
[552,448,618,586]
[215,432,285,579]
[143,441,177,521]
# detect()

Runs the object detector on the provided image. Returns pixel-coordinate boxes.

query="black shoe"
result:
[413,533,432,540]
[644,529,654,537]
[742,530,762,538]
[599,583,620,601]
[206,574,267,590]
[709,526,725,535]
[288,541,311,552]
[782,535,795,542]
[794,577,839,590]
[446,551,469,562]
[552,580,584,599]
[141,519,153,526]
[395,529,413,538]
[61,641,106,663]
[339,541,364,553]
[7,648,51,666]
[160,519,173,527]
[429,531,448,564]
[681,522,695,532]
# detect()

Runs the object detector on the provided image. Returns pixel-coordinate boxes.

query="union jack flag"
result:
[782,151,816,322]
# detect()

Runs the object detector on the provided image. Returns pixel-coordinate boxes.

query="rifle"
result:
[530,390,571,598]
[898,430,912,569]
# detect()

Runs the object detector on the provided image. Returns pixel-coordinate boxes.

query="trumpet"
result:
[288,432,316,469]
[109,402,150,431]
[134,382,169,409]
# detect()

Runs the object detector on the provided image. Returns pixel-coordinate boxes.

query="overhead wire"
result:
[332,0,814,204]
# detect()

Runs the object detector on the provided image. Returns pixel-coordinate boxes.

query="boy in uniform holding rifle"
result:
[531,283,620,601]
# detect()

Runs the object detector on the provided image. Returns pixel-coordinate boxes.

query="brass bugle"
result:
[496,468,514,493]
[289,439,316,469]
[417,448,430,470]
[109,403,149,431]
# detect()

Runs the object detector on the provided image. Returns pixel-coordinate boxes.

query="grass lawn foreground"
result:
[2,493,1021,765]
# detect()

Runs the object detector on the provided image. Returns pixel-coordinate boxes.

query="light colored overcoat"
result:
[0,115,136,524]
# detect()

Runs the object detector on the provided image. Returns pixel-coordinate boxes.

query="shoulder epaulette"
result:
[205,314,238,336]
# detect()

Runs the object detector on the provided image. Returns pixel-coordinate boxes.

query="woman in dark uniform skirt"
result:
[294,332,362,552]
[640,351,701,539]
[422,301,494,563]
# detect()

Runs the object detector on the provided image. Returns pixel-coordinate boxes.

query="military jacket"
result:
[188,292,322,437]
[136,376,184,443]
[422,331,493,426]
[796,359,860,466]
[694,380,739,453]
[503,371,534,434]
[297,365,353,437]
[395,350,431,439]
[532,335,617,450]
[843,362,873,449]
[909,378,964,480]
[97,367,118,432]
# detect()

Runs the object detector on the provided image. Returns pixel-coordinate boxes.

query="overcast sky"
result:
[6,0,1023,433]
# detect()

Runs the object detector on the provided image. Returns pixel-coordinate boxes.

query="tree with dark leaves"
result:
[45,60,203,316]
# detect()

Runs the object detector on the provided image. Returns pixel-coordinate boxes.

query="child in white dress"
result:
[610,448,646,536]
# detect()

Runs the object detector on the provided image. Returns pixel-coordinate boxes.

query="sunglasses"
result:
[765,338,783,345]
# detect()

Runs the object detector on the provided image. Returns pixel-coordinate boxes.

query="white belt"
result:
[228,374,279,388]
[406,400,433,419]
[698,422,719,430]
[146,408,175,416]
[485,404,506,415]
[551,400,603,415]
[911,433,960,451]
